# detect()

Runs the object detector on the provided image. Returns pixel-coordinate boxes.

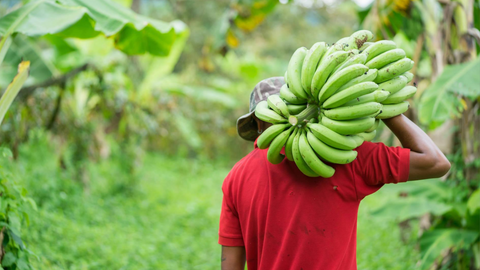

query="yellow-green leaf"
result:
[0,61,30,125]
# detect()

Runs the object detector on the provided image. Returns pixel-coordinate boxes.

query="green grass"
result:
[5,138,419,269]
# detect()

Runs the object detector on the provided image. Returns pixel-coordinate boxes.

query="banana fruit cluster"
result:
[255,30,417,178]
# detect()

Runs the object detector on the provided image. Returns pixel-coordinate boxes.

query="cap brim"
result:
[236,111,258,141]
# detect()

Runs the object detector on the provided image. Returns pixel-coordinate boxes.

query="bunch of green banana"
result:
[357,40,418,119]
[254,30,418,178]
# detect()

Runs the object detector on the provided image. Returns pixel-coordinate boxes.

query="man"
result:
[219,77,451,270]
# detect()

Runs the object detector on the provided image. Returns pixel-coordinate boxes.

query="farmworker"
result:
[218,77,451,270]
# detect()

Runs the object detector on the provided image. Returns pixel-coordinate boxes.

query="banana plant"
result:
[371,179,480,269]
[0,0,187,57]
[359,1,480,268]
[0,60,34,269]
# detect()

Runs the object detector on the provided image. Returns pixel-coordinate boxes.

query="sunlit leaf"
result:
[383,179,452,201]
[419,229,479,270]
[468,189,480,215]
[418,57,480,128]
[0,61,29,125]
[0,0,188,56]
[163,85,237,108]
[0,35,12,66]
[0,35,58,88]
[171,112,202,150]
[371,197,452,221]
[138,27,189,99]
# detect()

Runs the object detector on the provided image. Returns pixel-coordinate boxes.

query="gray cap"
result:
[236,77,286,141]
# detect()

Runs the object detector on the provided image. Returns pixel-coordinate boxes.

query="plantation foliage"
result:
[0,0,478,269]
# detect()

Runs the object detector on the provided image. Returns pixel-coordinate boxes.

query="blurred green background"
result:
[0,0,478,269]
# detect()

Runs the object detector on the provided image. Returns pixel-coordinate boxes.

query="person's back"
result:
[219,77,450,270]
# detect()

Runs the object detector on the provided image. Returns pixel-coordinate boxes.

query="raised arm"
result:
[382,114,451,180]
[221,246,246,270]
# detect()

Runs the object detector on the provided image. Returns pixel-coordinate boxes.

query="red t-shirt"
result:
[218,140,410,270]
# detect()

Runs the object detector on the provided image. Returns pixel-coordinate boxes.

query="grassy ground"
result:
[6,139,419,269]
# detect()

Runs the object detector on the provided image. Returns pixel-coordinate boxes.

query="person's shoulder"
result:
[356,141,386,151]
[224,148,267,184]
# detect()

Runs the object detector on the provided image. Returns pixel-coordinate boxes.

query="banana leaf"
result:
[0,35,58,88]
[468,189,480,215]
[0,61,30,125]
[171,112,202,150]
[370,197,452,222]
[418,57,480,129]
[419,229,479,270]
[0,0,188,56]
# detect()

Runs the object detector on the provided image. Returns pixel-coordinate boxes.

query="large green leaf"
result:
[0,61,30,125]
[0,0,188,56]
[162,84,238,108]
[0,35,58,88]
[468,189,480,215]
[418,57,480,128]
[419,229,479,270]
[171,112,202,150]
[371,197,452,221]
[386,179,452,201]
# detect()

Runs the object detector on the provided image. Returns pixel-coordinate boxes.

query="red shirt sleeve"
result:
[218,172,244,246]
[353,141,410,200]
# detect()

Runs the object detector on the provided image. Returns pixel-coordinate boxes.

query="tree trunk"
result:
[458,0,479,183]
[131,0,140,13]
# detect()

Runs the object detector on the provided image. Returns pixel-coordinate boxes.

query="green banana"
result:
[257,123,290,149]
[365,119,380,133]
[299,131,335,178]
[306,123,358,150]
[323,102,382,120]
[377,75,408,95]
[311,51,349,98]
[255,101,287,124]
[359,42,373,50]
[374,58,414,83]
[332,37,351,51]
[306,131,357,164]
[332,52,367,74]
[382,85,417,104]
[285,128,299,161]
[351,135,364,147]
[267,95,290,117]
[287,104,308,115]
[323,81,378,109]
[376,101,410,119]
[301,42,327,93]
[349,30,374,49]
[357,130,377,142]
[362,40,397,62]
[284,71,288,84]
[292,130,320,177]
[318,64,369,103]
[287,47,309,99]
[338,69,378,91]
[403,71,414,83]
[267,127,294,164]
[280,84,307,105]
[344,90,389,106]
[365,48,406,69]
[321,115,376,135]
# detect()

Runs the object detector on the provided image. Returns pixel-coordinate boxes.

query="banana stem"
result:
[288,105,319,126]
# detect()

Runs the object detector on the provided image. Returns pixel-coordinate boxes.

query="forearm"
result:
[221,246,246,270]
[382,114,437,155]
[382,114,450,180]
